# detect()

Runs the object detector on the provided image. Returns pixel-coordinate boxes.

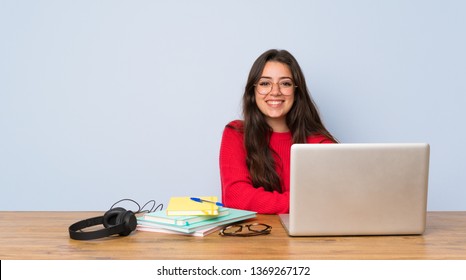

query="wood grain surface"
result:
[1,211,465,260]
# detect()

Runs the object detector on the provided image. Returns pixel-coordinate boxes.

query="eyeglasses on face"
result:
[254,78,297,95]
[219,223,272,237]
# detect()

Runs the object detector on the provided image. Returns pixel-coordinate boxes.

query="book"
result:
[142,207,230,226]
[136,224,223,237]
[166,196,220,216]
[136,207,257,234]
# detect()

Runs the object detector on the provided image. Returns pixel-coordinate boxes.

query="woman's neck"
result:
[266,118,289,133]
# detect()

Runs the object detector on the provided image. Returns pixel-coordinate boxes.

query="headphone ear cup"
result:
[103,207,126,228]
[118,211,137,236]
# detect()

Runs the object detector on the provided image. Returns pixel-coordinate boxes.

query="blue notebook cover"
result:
[137,207,256,234]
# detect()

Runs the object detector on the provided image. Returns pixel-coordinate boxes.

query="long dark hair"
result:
[239,49,336,192]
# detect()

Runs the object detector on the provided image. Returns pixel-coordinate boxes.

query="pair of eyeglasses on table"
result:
[219,223,272,237]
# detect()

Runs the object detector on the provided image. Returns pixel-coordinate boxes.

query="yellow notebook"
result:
[166,196,220,216]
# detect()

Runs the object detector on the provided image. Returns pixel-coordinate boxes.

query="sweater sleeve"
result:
[219,122,289,214]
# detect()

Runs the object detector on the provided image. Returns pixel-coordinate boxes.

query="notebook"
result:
[142,207,230,226]
[137,207,256,234]
[136,224,223,237]
[166,196,220,216]
[279,143,430,236]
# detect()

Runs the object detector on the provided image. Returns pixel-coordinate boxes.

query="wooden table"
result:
[1,211,466,260]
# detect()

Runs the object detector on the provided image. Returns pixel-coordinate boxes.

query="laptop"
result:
[279,143,430,236]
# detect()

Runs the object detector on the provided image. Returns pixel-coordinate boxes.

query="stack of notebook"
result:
[136,196,256,236]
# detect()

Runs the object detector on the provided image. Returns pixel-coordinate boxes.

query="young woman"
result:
[219,49,337,214]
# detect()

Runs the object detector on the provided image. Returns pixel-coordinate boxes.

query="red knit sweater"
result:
[219,120,333,214]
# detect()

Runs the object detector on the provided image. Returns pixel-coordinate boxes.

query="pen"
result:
[190,197,224,207]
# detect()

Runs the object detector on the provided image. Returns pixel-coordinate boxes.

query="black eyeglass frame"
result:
[219,222,272,237]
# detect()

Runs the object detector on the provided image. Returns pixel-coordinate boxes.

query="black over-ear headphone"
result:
[69,207,137,240]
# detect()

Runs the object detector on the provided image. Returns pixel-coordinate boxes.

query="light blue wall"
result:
[1,0,465,210]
